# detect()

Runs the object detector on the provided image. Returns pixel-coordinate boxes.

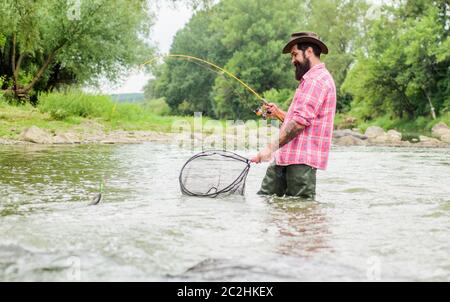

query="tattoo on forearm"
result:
[276,120,303,150]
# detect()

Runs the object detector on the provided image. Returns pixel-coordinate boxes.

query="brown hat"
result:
[282,31,329,55]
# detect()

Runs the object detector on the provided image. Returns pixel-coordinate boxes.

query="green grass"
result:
[3,90,448,141]
[0,98,83,139]
[0,91,212,139]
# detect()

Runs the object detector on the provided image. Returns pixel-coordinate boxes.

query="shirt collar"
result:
[302,63,325,80]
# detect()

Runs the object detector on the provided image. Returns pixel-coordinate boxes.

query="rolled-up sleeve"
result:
[291,79,326,127]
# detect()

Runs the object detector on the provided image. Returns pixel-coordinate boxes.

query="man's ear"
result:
[305,47,313,58]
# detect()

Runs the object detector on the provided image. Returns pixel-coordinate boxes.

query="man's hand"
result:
[263,102,285,122]
[250,145,273,164]
[251,119,305,164]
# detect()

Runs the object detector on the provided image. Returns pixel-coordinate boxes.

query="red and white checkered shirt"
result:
[275,63,336,170]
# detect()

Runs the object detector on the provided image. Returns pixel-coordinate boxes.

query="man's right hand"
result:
[263,102,285,121]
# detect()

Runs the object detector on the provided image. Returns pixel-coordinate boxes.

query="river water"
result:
[0,143,449,281]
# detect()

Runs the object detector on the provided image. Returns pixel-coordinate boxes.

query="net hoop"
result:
[179,150,251,198]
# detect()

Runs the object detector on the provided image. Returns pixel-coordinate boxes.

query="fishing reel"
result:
[254,98,271,120]
[254,106,271,120]
[254,100,285,122]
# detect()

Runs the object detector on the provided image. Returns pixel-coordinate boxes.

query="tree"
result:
[0,0,154,101]
[150,0,370,119]
[210,0,303,119]
[145,8,232,116]
[342,0,450,120]
[305,0,369,111]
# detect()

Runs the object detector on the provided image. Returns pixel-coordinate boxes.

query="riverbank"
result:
[2,120,450,149]
[1,95,450,148]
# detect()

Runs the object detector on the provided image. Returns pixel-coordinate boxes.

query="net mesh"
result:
[179,150,251,198]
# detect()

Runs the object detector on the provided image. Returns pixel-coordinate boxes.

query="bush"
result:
[334,113,358,129]
[37,90,174,126]
[143,98,171,116]
[38,91,114,120]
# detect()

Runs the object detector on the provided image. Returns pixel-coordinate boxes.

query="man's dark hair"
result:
[297,43,321,58]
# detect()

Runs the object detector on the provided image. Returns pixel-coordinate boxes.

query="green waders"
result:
[257,162,317,199]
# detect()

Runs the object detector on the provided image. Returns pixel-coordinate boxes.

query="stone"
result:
[334,135,366,146]
[371,134,389,144]
[333,129,368,140]
[439,133,450,144]
[431,122,450,139]
[418,135,446,147]
[365,126,385,139]
[386,130,402,142]
[19,126,53,144]
[52,133,76,144]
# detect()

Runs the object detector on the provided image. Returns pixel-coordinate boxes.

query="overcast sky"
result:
[98,2,193,94]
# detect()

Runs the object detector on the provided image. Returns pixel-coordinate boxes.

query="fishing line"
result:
[142,54,268,105]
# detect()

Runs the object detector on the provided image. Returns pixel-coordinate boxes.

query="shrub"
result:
[38,90,114,119]
[143,98,171,116]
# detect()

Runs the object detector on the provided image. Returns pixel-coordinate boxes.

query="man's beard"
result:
[294,59,311,81]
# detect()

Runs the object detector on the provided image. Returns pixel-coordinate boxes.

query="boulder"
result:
[19,126,52,144]
[333,129,368,140]
[431,122,450,139]
[386,130,402,142]
[418,135,447,147]
[440,133,450,144]
[368,130,402,145]
[371,134,389,144]
[52,133,79,144]
[365,126,385,139]
[334,135,366,146]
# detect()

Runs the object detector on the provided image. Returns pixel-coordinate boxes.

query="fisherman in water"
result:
[251,32,336,200]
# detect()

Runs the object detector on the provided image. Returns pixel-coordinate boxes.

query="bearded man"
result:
[251,32,336,199]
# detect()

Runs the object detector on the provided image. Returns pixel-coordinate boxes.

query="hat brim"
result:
[282,37,329,55]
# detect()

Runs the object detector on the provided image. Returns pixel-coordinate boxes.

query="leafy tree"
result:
[305,0,369,111]
[342,1,449,120]
[0,0,154,101]
[150,0,369,119]
[210,0,303,119]
[145,8,232,116]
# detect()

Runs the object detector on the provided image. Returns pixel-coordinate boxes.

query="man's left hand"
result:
[250,146,273,163]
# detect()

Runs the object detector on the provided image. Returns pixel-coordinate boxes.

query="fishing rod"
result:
[141,54,285,122]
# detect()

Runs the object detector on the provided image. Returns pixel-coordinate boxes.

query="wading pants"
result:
[257,162,317,199]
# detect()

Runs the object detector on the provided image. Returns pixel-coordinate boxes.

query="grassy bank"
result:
[0,91,198,140]
[1,90,448,141]
[0,91,265,140]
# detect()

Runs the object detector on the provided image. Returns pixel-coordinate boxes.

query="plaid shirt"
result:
[275,63,336,170]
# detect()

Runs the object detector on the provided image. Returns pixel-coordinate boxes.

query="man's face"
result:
[291,44,311,81]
